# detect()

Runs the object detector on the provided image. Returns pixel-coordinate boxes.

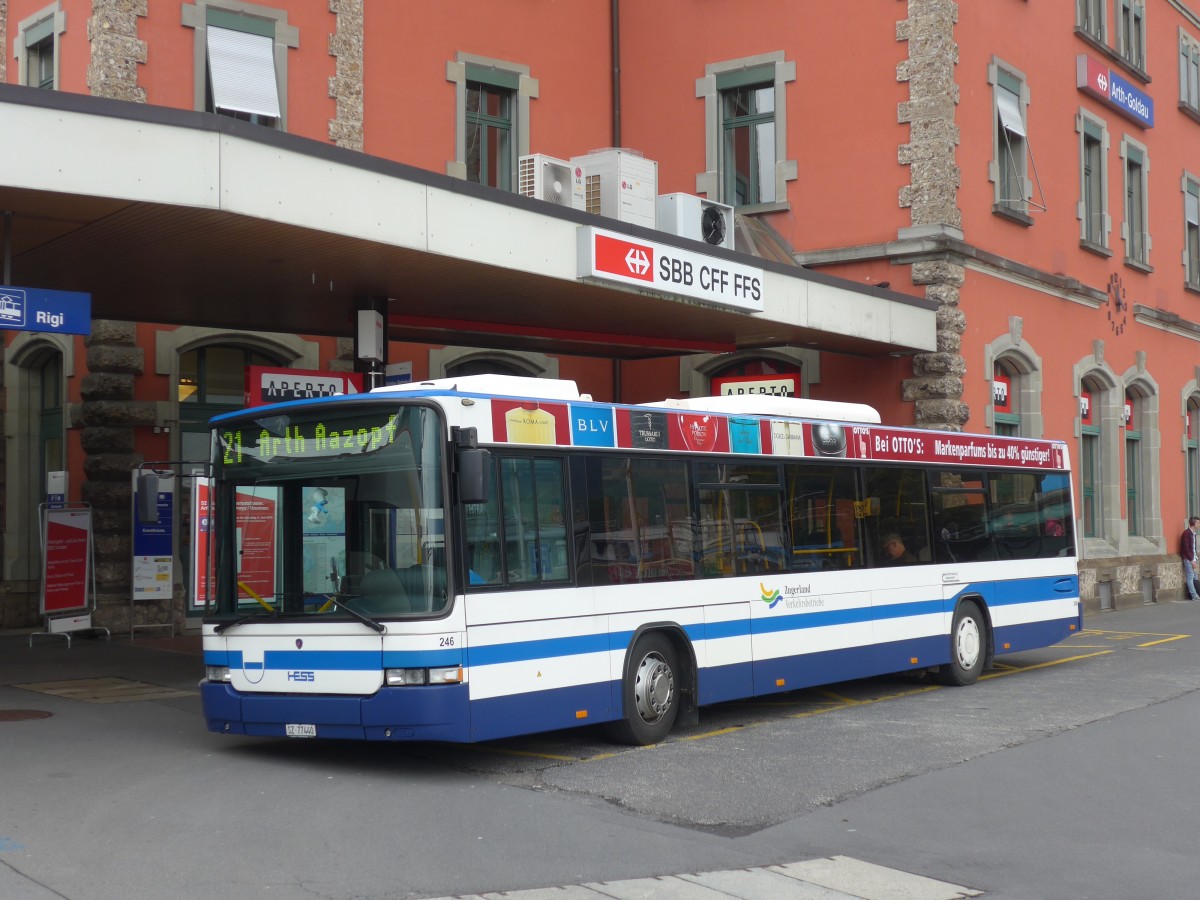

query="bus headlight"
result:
[385,667,463,686]
[206,666,231,683]
[429,666,464,684]
[385,668,428,686]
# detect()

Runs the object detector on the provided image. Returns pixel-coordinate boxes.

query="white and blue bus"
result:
[199,375,1080,745]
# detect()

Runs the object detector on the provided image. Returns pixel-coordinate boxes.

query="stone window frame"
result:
[695,51,796,214]
[14,2,66,90]
[1115,0,1146,73]
[1078,0,1106,43]
[677,348,820,398]
[428,347,557,380]
[1180,27,1200,118]
[982,318,1044,438]
[446,53,537,187]
[1076,109,1111,254]
[1179,372,1200,515]
[3,332,74,581]
[181,0,299,132]
[988,57,1038,225]
[1074,349,1122,556]
[1183,172,1200,291]
[1119,134,1152,270]
[1121,361,1161,553]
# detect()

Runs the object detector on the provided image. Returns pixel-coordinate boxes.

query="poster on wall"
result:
[131,472,174,601]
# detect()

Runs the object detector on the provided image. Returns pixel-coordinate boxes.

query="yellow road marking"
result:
[980,650,1111,679]
[1136,634,1190,647]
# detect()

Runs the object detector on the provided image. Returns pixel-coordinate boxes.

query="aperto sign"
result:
[1076,55,1154,127]
[577,226,765,313]
[0,286,92,335]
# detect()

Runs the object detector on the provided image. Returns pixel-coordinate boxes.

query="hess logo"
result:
[287,671,315,682]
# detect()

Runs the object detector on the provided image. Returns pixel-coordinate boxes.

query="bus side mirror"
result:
[457,448,491,505]
[137,473,160,524]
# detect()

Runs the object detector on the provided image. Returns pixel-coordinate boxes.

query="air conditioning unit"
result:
[656,193,735,251]
[570,148,658,229]
[518,154,579,208]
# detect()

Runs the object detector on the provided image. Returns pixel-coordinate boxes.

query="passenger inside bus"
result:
[881,533,918,565]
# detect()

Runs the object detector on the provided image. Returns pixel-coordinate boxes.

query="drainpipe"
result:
[611,0,621,148]
[611,0,621,399]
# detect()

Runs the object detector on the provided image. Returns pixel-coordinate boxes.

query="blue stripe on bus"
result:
[202,576,1078,675]
[464,632,613,667]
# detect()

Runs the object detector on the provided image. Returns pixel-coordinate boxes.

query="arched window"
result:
[430,346,556,381]
[1124,389,1142,537]
[992,360,1020,436]
[984,323,1043,439]
[1187,397,1200,515]
[177,344,280,615]
[1119,367,1160,551]
[445,358,529,378]
[709,357,803,397]
[1079,376,1104,539]
[37,352,64,501]
[4,337,68,584]
[178,345,276,462]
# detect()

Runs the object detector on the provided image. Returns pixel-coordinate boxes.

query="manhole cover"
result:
[0,709,53,721]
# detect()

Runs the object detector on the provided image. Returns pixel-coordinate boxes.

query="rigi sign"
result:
[0,286,91,335]
[577,226,765,313]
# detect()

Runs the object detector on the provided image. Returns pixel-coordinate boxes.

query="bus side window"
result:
[496,457,569,585]
[864,466,931,567]
[784,465,862,571]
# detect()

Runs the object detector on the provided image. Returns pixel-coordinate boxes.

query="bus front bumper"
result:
[200,681,472,742]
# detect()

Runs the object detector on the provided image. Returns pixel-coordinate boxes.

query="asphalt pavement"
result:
[2,601,1199,900]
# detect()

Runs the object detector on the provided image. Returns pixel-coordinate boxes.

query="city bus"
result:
[199,375,1080,745]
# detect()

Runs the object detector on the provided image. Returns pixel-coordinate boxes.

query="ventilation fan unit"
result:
[570,148,658,229]
[656,193,735,251]
[518,154,578,208]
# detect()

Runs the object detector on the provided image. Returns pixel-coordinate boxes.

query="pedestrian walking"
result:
[1180,517,1200,600]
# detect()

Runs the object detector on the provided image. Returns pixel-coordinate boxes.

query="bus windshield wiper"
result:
[313,593,387,635]
[214,611,276,634]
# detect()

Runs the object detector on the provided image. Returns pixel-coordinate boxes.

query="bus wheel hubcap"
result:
[956,618,980,669]
[634,652,673,723]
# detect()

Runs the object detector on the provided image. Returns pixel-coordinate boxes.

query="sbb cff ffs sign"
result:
[578,226,765,313]
[245,366,364,408]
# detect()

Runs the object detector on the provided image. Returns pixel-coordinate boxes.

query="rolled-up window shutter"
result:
[207,25,280,119]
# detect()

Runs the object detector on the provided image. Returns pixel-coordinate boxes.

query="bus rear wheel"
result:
[936,600,986,686]
[606,633,679,745]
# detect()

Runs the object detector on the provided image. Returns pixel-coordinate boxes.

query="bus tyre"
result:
[937,600,986,686]
[607,633,679,746]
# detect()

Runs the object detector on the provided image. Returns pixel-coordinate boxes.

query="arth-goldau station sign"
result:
[577,226,765,313]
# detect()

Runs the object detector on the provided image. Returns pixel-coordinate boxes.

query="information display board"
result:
[41,507,92,617]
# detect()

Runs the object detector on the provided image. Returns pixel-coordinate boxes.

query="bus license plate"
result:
[285,723,316,738]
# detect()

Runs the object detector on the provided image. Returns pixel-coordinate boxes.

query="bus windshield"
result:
[209,402,447,620]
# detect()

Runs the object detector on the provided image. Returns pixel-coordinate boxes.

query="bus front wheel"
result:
[607,633,679,745]
[936,600,986,686]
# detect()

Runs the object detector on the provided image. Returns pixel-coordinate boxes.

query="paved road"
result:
[2,600,1198,899]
